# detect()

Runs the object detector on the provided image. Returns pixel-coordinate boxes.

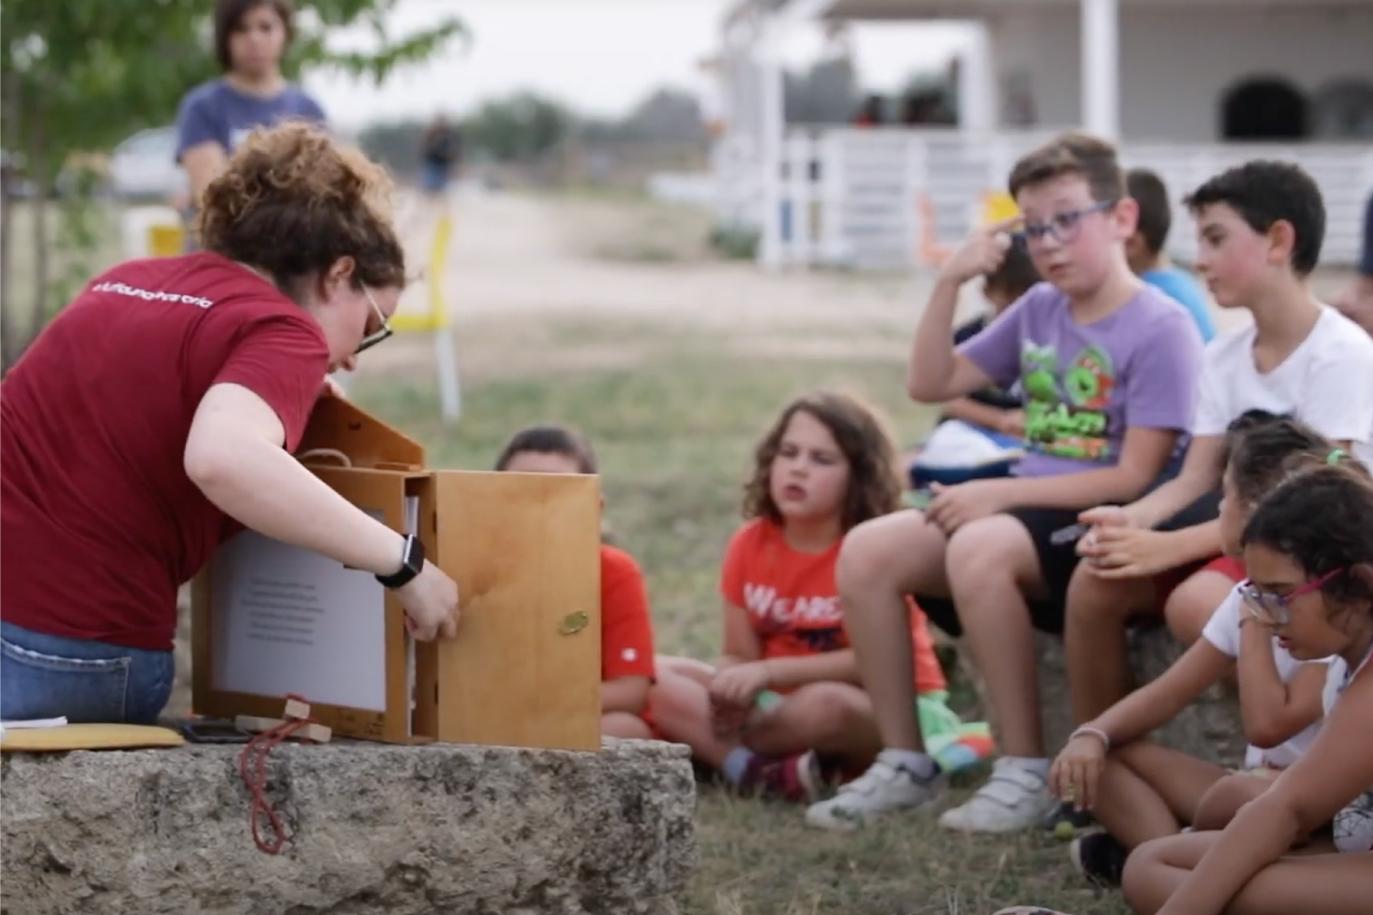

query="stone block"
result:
[2,738,695,915]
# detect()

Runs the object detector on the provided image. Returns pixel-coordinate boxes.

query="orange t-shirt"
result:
[601,544,656,682]
[719,519,946,694]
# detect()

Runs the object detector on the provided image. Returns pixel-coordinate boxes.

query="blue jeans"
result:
[0,622,174,724]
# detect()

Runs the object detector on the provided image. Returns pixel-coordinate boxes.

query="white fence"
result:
[716,127,1373,270]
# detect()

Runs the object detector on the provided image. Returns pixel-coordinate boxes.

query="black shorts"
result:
[917,506,1081,638]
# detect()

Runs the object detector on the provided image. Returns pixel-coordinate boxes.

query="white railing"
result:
[715,127,1373,270]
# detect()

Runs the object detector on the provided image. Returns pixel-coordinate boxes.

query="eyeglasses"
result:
[1238,567,1346,626]
[1016,200,1117,246]
[354,284,393,355]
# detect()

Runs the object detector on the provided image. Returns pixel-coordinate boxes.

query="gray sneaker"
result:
[804,752,943,832]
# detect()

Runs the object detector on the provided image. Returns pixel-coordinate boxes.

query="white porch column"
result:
[958,22,996,132]
[756,28,785,270]
[1081,0,1120,139]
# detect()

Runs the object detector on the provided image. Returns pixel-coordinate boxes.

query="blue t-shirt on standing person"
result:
[175,79,326,161]
[1143,266,1216,342]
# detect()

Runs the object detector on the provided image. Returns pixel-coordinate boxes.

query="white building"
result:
[714,0,1373,269]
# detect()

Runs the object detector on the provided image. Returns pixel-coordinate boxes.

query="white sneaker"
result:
[938,758,1056,833]
[804,754,943,832]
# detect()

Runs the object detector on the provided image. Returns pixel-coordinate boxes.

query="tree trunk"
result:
[29,103,49,349]
[1,72,20,373]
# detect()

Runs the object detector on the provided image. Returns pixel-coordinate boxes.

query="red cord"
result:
[238,700,320,855]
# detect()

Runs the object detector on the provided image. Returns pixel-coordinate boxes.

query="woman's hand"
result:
[1050,733,1108,812]
[1082,526,1185,578]
[708,660,772,710]
[926,480,1009,535]
[396,562,460,641]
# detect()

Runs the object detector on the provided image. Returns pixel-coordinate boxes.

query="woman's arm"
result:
[1235,618,1327,749]
[185,383,458,639]
[1156,665,1373,915]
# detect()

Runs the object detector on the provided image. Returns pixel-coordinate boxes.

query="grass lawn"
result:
[349,315,1132,915]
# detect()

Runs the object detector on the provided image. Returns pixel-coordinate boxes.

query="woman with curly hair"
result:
[647,392,948,802]
[1,123,459,725]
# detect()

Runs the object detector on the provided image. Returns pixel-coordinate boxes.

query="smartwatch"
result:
[376,534,425,589]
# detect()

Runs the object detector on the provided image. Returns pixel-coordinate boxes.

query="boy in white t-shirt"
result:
[1047,415,1336,886]
[1061,162,1373,751]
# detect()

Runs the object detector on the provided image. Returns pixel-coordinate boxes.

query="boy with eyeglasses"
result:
[805,131,1204,834]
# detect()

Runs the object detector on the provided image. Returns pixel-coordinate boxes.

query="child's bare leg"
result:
[646,667,735,767]
[601,711,652,739]
[1163,569,1234,646]
[1094,742,1228,848]
[1124,833,1373,915]
[1064,566,1157,723]
[836,510,949,751]
[1192,771,1276,831]
[945,515,1048,758]
[742,682,882,768]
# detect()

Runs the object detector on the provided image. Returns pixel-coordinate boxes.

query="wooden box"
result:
[191,398,601,750]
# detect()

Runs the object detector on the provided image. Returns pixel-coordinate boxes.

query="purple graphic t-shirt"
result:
[958,281,1203,477]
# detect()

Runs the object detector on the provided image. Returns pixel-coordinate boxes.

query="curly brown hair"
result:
[197,123,405,297]
[742,391,901,532]
[1242,462,1373,609]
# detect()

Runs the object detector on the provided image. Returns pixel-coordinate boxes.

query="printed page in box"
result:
[209,530,386,712]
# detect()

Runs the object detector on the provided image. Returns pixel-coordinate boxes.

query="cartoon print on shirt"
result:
[1021,340,1117,462]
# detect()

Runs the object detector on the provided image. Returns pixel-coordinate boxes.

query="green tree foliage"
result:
[462,92,570,163]
[0,0,464,369]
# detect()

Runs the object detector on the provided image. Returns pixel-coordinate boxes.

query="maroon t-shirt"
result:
[1,252,329,650]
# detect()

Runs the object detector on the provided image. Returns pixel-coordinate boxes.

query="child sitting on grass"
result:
[649,392,984,801]
[494,424,657,739]
[1050,415,1358,886]
[1123,463,1373,914]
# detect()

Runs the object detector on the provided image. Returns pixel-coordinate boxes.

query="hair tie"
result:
[1327,448,1348,465]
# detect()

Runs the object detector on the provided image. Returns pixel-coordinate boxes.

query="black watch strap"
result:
[376,534,425,589]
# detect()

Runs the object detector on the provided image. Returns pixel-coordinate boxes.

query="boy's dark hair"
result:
[983,238,1041,301]
[1184,161,1325,276]
[744,391,900,533]
[1008,131,1125,203]
[1224,412,1331,506]
[1242,463,1373,608]
[215,0,294,72]
[1127,168,1172,255]
[494,424,597,474]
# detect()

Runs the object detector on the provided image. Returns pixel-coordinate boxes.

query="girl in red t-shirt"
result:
[649,391,948,802]
[493,424,658,739]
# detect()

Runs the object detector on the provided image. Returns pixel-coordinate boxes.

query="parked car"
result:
[109,127,187,202]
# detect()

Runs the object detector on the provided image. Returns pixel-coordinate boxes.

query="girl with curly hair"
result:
[648,392,948,801]
[1,123,458,725]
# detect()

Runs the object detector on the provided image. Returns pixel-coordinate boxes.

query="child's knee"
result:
[1065,566,1134,625]
[1163,573,1231,645]
[601,711,652,740]
[946,516,1037,590]
[1193,772,1268,831]
[837,510,943,595]
[786,684,866,738]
